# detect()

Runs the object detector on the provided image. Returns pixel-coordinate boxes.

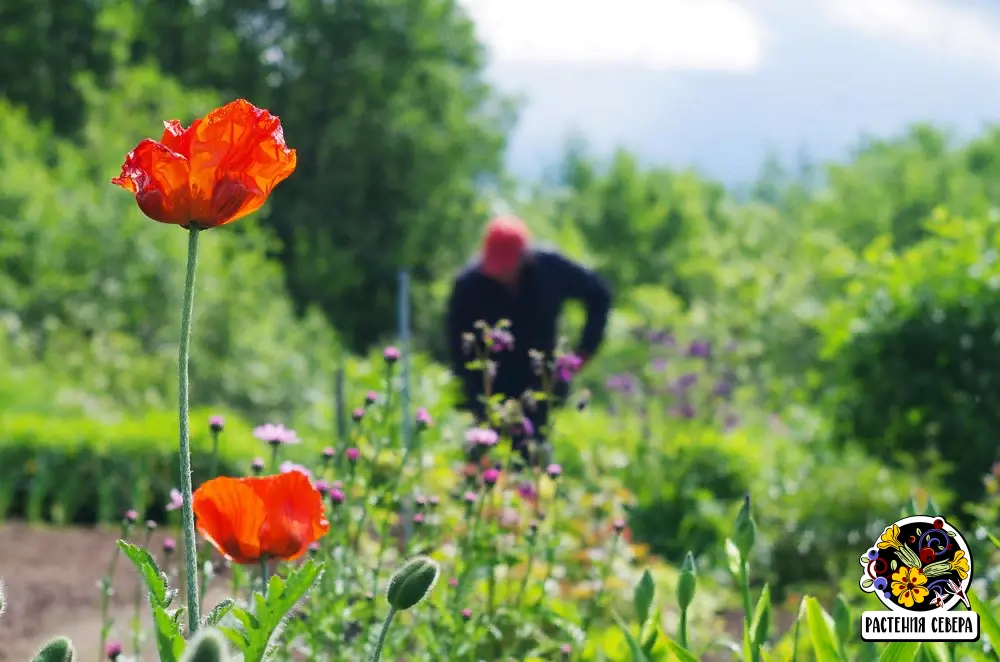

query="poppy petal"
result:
[256,470,330,561]
[184,99,297,227]
[111,140,192,225]
[193,477,266,564]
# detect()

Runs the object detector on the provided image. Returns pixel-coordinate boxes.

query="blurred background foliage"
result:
[3,0,1000,600]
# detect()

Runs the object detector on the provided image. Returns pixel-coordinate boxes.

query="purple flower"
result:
[429,496,440,508]
[365,390,378,405]
[309,542,320,555]
[280,462,313,482]
[315,479,330,493]
[613,519,626,533]
[687,340,711,358]
[330,488,346,505]
[413,513,425,525]
[465,427,499,446]
[555,353,583,382]
[483,468,500,486]
[415,407,433,430]
[209,415,225,432]
[384,346,401,364]
[713,379,734,398]
[163,537,176,554]
[346,447,360,463]
[415,495,428,508]
[124,509,138,524]
[449,577,458,587]
[606,374,637,394]
[672,403,697,419]
[650,357,669,372]
[146,519,157,531]
[166,488,183,512]
[545,464,563,479]
[488,328,515,352]
[251,457,265,474]
[561,644,572,656]
[518,481,537,501]
[461,608,472,620]
[253,423,299,446]
[464,491,477,505]
[322,446,335,461]
[674,373,699,391]
[515,417,535,438]
[106,641,123,660]
[352,407,365,423]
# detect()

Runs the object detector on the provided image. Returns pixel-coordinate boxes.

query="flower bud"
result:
[383,346,401,364]
[346,447,360,463]
[251,457,265,474]
[365,390,378,406]
[386,556,440,611]
[733,493,756,558]
[351,408,365,423]
[180,627,228,662]
[209,415,225,433]
[461,607,472,621]
[163,537,176,555]
[105,640,123,661]
[33,637,77,662]
[677,552,697,610]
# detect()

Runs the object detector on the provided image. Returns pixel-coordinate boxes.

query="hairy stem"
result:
[178,226,202,632]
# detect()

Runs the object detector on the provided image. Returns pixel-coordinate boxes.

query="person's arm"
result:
[446,277,487,421]
[551,252,612,363]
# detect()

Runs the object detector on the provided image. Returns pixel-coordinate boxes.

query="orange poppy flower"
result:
[193,470,329,564]
[111,99,296,229]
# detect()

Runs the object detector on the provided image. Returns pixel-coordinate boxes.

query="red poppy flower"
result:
[111,99,296,229]
[193,471,329,564]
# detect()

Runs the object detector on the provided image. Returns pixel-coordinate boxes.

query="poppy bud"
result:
[733,493,756,558]
[36,637,77,662]
[677,552,697,610]
[182,627,227,662]
[386,556,440,611]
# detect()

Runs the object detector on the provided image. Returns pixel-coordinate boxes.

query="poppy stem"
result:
[370,606,397,662]
[178,226,202,633]
[260,558,270,596]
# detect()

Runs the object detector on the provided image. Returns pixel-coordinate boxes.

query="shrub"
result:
[819,208,1000,506]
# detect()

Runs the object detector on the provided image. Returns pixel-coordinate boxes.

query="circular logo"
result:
[859,515,973,612]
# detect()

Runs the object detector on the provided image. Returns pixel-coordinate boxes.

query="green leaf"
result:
[969,589,1000,650]
[117,540,169,607]
[987,531,1000,552]
[640,628,659,656]
[612,611,649,662]
[876,641,921,662]
[832,594,852,647]
[921,641,951,662]
[152,605,185,662]
[633,569,656,624]
[724,538,742,578]
[805,597,844,662]
[226,560,324,662]
[751,584,772,646]
[664,639,700,662]
[201,598,236,628]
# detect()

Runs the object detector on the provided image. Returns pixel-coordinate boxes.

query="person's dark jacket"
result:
[445,247,612,421]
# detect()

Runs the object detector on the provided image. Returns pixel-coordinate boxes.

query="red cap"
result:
[481,216,530,277]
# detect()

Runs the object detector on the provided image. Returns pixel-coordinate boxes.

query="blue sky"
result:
[460,0,1000,185]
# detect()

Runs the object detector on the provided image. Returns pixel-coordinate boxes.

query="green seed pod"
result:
[180,627,228,662]
[386,556,440,611]
[677,552,698,611]
[31,637,75,662]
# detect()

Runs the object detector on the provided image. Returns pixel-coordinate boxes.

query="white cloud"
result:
[460,0,765,72]
[820,0,1000,68]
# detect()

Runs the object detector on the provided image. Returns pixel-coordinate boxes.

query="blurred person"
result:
[446,215,612,465]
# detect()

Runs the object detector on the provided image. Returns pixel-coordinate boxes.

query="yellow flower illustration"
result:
[891,566,929,608]
[878,524,902,549]
[950,550,970,580]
